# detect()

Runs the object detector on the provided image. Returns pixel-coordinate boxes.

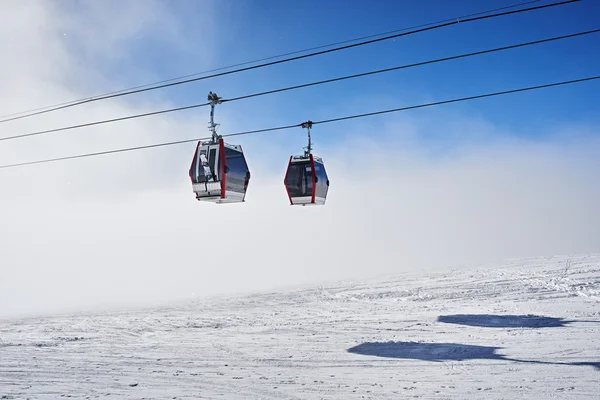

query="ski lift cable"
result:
[2,27,596,143]
[0,0,577,125]
[0,0,543,122]
[0,74,597,170]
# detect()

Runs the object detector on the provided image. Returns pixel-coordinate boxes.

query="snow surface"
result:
[1,254,599,399]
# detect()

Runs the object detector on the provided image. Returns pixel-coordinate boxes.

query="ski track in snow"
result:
[1,254,599,399]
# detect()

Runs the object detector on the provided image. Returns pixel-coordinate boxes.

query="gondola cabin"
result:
[189,137,250,203]
[284,154,329,205]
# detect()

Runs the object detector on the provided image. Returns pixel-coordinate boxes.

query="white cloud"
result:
[1,1,599,318]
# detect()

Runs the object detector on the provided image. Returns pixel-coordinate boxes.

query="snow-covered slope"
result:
[1,254,599,399]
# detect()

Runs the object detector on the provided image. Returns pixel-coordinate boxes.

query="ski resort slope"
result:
[1,254,599,399]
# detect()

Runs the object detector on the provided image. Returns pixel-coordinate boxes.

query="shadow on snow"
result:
[436,313,600,329]
[437,314,569,328]
[347,341,599,371]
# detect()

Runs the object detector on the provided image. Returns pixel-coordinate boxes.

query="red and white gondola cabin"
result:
[189,137,250,203]
[284,153,329,205]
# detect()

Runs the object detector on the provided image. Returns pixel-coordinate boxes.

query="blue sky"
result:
[2,0,600,317]
[69,0,600,153]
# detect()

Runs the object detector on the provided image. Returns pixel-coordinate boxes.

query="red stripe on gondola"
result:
[309,154,316,204]
[189,142,200,184]
[219,138,226,199]
[284,156,293,205]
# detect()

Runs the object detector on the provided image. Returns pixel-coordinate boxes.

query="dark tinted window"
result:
[224,147,250,194]
[208,148,217,177]
[285,161,313,198]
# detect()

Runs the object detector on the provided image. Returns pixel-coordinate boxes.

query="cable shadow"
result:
[347,341,600,371]
[437,314,570,328]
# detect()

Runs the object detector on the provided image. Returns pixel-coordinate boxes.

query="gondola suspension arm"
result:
[301,120,313,156]
[208,91,222,143]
